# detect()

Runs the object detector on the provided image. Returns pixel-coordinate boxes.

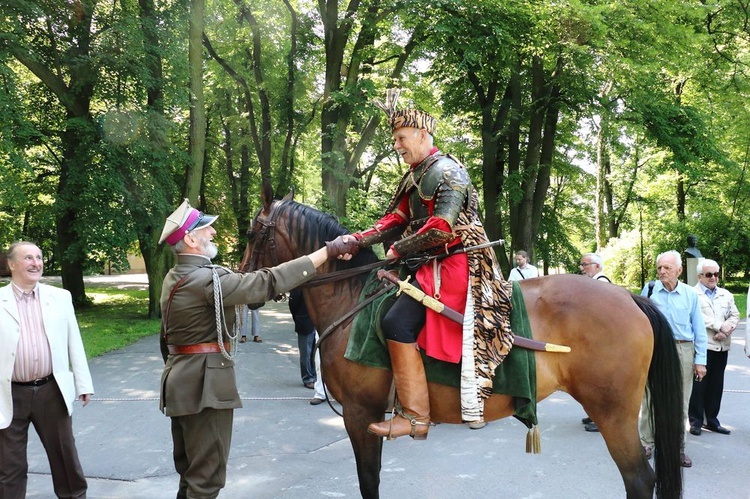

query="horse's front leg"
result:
[343,371,390,499]
[343,402,387,499]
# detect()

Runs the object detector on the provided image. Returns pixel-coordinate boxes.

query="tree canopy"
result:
[2,0,750,312]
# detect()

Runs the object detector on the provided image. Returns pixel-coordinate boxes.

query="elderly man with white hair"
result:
[687,259,739,436]
[578,252,611,283]
[639,250,706,468]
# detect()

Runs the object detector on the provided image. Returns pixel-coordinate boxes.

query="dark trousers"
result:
[382,280,426,343]
[172,408,233,499]
[0,379,87,499]
[297,331,316,384]
[688,349,729,428]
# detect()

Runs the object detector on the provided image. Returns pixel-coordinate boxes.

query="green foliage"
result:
[1,0,750,295]
[75,288,160,358]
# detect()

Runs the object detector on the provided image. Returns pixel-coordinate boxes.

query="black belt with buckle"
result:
[12,374,54,386]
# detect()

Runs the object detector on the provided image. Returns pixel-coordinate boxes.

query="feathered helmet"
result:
[374,89,436,135]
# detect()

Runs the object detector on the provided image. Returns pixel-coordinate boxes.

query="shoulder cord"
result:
[209,265,239,361]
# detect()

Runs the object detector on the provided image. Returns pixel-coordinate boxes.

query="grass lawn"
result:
[76,288,161,358]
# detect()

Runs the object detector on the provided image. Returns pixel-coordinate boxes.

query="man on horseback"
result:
[336,90,514,440]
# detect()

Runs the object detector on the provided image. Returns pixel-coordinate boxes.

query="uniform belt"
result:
[167,342,231,355]
[12,374,54,386]
[675,340,693,344]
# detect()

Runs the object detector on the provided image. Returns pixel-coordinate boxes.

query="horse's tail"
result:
[631,293,683,499]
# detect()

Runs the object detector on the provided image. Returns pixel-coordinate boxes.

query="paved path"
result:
[20,276,750,498]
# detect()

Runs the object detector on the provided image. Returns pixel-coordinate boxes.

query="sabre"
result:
[403,239,505,270]
[376,270,570,353]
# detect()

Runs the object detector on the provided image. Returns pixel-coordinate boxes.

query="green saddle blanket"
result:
[344,274,537,425]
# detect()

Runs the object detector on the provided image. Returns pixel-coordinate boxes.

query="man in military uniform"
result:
[158,199,355,498]
[338,90,514,440]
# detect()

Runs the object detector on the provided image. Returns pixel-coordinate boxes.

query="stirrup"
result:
[398,409,433,440]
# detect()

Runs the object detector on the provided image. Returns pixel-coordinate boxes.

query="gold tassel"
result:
[525,425,542,454]
[525,428,532,453]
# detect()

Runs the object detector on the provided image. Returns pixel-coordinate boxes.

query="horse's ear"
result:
[281,186,294,202]
[260,178,274,213]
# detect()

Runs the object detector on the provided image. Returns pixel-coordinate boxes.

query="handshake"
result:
[325,235,360,260]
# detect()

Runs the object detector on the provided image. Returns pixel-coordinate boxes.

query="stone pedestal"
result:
[685,257,703,286]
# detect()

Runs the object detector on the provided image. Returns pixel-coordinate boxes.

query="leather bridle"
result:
[243,201,281,272]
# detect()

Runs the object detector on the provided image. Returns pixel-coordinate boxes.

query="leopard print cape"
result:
[455,190,514,423]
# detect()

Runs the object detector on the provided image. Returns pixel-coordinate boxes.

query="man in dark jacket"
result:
[289,288,316,389]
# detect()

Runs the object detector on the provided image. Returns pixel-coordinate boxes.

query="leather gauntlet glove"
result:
[325,236,360,259]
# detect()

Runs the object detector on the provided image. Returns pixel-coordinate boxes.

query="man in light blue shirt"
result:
[639,250,706,468]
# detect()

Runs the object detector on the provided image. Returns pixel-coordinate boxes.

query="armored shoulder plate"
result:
[417,157,471,227]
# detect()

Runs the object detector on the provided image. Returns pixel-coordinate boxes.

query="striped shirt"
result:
[11,282,53,382]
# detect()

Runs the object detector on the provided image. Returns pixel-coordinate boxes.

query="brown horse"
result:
[240,187,684,499]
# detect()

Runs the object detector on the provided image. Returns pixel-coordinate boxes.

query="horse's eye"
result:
[246,230,256,242]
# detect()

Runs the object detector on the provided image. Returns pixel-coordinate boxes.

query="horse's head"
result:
[239,179,360,273]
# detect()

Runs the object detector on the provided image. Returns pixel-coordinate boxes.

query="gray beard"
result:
[202,240,218,259]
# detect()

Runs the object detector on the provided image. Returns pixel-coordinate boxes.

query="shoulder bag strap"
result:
[162,274,190,344]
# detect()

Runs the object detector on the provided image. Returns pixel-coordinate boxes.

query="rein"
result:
[313,280,396,417]
[299,259,389,288]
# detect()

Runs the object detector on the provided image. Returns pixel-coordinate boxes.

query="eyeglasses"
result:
[579,262,594,267]
[702,272,720,279]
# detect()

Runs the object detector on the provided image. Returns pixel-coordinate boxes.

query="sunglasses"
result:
[702,272,720,279]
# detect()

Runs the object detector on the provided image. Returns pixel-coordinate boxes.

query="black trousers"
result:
[688,349,729,428]
[382,280,426,344]
[0,379,87,499]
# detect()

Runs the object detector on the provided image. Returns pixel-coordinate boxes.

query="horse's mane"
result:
[275,200,380,268]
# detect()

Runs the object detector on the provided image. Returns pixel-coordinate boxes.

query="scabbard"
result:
[376,270,570,353]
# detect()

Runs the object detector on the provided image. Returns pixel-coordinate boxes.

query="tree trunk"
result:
[186,0,206,202]
[511,57,546,262]
[57,125,89,307]
[676,172,686,221]
[595,113,609,251]
[137,0,174,317]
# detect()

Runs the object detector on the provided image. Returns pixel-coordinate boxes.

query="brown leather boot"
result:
[367,341,431,440]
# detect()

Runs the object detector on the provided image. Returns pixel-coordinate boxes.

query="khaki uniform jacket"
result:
[694,283,740,352]
[159,253,316,417]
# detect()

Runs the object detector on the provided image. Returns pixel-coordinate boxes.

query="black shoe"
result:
[581,417,593,425]
[703,424,731,435]
[584,422,599,432]
[689,426,701,436]
[310,398,325,405]
[303,382,315,389]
